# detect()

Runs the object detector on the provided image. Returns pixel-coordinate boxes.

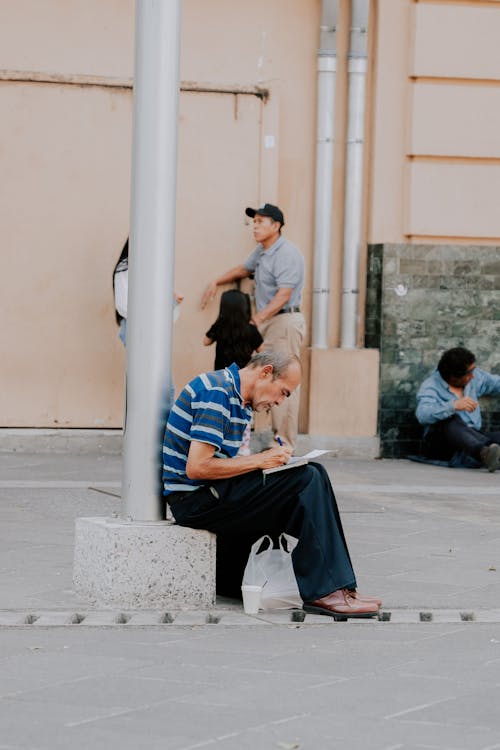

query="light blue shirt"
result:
[416,367,500,430]
[244,236,304,311]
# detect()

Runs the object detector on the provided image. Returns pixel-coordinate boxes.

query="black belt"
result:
[277,306,301,315]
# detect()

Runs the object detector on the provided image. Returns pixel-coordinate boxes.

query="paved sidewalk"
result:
[1,451,500,749]
[1,452,499,615]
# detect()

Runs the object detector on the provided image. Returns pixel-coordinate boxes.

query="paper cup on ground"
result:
[241,584,263,614]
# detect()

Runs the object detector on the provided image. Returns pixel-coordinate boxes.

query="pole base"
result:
[73,517,216,609]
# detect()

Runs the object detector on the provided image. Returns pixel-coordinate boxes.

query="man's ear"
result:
[261,364,274,378]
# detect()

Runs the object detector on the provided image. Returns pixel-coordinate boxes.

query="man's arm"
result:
[415,386,457,425]
[417,389,479,424]
[186,440,292,480]
[252,287,292,327]
[475,368,500,397]
[201,265,250,309]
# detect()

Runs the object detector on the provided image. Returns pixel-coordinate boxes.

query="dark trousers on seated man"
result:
[168,462,355,603]
[423,414,500,468]
[163,353,380,616]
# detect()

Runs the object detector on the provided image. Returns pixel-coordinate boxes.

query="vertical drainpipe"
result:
[311,0,339,349]
[340,0,369,349]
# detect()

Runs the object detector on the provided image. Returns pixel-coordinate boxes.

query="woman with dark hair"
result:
[204,289,263,370]
[204,289,263,455]
[113,238,183,346]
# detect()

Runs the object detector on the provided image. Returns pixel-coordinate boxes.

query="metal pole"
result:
[122,0,182,521]
[340,0,369,349]
[311,0,338,350]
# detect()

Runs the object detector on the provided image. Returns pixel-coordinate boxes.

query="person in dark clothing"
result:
[204,289,263,456]
[162,350,381,619]
[204,289,263,369]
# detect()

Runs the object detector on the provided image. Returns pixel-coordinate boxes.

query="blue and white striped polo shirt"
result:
[162,363,252,496]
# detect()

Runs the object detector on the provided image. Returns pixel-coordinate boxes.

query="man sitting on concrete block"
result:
[416,346,500,472]
[161,350,381,620]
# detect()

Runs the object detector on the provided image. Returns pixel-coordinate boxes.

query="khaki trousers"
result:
[253,311,306,450]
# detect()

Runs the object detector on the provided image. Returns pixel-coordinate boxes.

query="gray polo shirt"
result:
[243,236,304,311]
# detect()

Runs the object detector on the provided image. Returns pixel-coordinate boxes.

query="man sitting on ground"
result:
[416,346,500,472]
[162,350,381,619]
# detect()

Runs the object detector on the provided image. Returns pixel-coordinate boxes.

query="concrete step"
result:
[0,428,380,459]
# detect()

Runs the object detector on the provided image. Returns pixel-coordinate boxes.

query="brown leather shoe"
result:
[303,589,379,620]
[345,589,382,607]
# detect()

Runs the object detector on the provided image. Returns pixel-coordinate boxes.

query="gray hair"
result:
[247,350,301,379]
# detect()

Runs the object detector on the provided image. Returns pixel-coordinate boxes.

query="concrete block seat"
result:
[73,517,216,609]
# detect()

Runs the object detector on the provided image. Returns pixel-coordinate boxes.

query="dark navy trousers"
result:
[168,462,356,603]
[424,414,500,466]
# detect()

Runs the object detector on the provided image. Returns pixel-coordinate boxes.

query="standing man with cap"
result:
[202,204,306,450]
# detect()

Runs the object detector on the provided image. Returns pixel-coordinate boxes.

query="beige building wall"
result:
[3,0,499,437]
[0,1,135,427]
[370,0,500,246]
[312,0,500,438]
[0,0,320,429]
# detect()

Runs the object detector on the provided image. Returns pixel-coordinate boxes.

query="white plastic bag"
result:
[242,534,302,610]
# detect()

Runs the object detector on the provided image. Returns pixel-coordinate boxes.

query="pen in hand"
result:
[275,435,284,447]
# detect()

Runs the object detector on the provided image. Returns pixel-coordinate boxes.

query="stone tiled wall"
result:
[365,244,500,458]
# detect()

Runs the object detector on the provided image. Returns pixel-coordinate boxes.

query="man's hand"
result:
[201,281,217,310]
[257,446,293,469]
[454,396,478,412]
[186,440,291,480]
[200,265,251,310]
[252,311,266,328]
[251,287,293,328]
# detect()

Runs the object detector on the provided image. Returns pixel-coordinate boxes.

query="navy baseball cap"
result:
[245,203,285,226]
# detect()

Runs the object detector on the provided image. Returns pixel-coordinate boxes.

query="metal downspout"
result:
[311,0,339,349]
[340,0,369,349]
